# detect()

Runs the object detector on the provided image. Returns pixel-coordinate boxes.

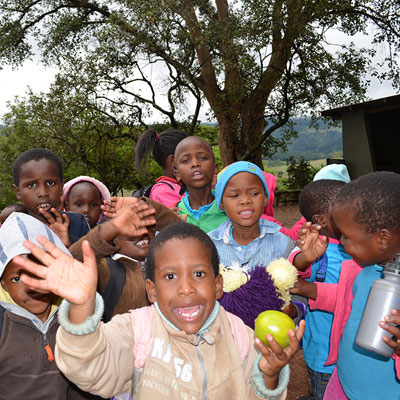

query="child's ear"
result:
[215,273,224,300]
[220,201,225,212]
[174,167,181,183]
[0,279,6,291]
[312,214,327,227]
[145,279,157,304]
[13,184,21,200]
[377,228,391,250]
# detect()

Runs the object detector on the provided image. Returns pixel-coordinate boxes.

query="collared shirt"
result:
[208,218,295,271]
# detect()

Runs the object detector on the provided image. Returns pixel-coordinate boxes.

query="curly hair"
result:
[299,179,346,221]
[334,171,400,234]
[12,148,63,185]
[145,222,219,282]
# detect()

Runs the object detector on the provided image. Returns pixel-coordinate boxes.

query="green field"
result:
[263,159,326,178]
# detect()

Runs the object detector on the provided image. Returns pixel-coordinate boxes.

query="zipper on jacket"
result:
[196,340,207,400]
[42,334,55,365]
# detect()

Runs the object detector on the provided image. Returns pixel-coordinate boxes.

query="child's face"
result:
[13,158,63,223]
[66,182,102,228]
[1,256,54,322]
[119,229,155,261]
[332,203,392,266]
[146,237,223,334]
[174,137,215,190]
[221,172,266,229]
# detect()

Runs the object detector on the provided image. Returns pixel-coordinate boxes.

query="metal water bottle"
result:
[355,254,400,357]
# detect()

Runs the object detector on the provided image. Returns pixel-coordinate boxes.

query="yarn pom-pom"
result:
[219,266,284,328]
[219,263,250,292]
[266,258,298,308]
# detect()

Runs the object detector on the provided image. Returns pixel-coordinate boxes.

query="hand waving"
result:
[14,236,97,307]
[296,222,328,264]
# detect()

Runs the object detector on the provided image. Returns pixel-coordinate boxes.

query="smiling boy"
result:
[16,222,304,399]
[12,148,89,244]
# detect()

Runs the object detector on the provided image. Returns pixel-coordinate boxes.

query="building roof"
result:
[321,94,400,120]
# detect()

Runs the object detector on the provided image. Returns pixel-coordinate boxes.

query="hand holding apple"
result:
[254,315,305,390]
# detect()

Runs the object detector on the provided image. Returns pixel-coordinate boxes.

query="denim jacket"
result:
[208,219,295,270]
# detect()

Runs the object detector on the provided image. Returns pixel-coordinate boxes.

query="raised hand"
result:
[111,203,157,238]
[14,236,97,307]
[39,207,71,248]
[381,308,400,356]
[101,196,142,218]
[297,222,328,261]
[256,320,305,389]
[292,222,328,271]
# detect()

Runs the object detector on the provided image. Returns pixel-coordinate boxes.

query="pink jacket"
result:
[149,176,183,207]
[308,260,400,378]
[260,172,305,240]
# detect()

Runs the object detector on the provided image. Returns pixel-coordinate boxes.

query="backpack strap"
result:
[130,305,155,368]
[0,305,4,337]
[129,306,249,366]
[226,311,250,362]
[315,252,328,282]
[103,257,127,323]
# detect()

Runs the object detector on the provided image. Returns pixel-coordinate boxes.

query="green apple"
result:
[254,310,296,348]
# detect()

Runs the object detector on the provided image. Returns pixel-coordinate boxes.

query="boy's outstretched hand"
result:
[381,308,400,356]
[101,196,142,218]
[14,236,98,323]
[256,320,305,390]
[293,222,328,271]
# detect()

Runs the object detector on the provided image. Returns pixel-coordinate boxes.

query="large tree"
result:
[1,1,399,166]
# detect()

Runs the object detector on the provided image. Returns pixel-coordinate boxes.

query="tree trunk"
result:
[215,104,266,169]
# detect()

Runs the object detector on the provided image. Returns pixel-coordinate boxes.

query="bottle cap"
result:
[384,253,400,274]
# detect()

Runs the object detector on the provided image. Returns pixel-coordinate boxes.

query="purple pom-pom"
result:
[219,266,284,328]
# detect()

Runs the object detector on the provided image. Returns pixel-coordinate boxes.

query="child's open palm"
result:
[255,320,305,389]
[111,203,156,238]
[296,222,328,264]
[14,236,97,307]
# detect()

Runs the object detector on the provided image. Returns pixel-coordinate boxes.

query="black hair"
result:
[12,148,63,185]
[145,222,219,281]
[135,128,190,169]
[299,179,346,221]
[334,171,400,234]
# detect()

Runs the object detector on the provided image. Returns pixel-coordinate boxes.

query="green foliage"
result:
[286,156,316,190]
[1,1,399,166]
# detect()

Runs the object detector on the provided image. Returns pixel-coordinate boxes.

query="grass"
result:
[264,159,326,179]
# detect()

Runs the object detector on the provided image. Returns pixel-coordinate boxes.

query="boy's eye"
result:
[165,273,176,280]
[27,183,36,188]
[250,191,259,196]
[47,181,56,186]
[194,271,205,278]
[181,158,190,164]
[74,202,83,207]
[11,276,20,283]
[199,155,208,161]
[91,203,100,208]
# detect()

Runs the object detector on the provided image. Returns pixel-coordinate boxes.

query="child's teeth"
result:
[177,305,200,318]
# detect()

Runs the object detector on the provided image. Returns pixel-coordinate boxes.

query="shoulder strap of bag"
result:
[103,257,127,323]
[0,305,4,337]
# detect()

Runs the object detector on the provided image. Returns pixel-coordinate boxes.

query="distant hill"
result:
[269,118,342,161]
